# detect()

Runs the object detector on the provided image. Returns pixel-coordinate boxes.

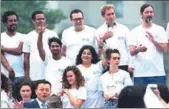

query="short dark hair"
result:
[31,11,44,20]
[35,80,51,89]
[76,45,99,65]
[1,73,9,93]
[48,37,62,47]
[140,4,154,13]
[70,9,84,20]
[105,48,120,60]
[2,11,19,24]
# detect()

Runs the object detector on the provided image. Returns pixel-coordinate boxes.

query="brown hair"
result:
[62,66,85,89]
[101,4,115,16]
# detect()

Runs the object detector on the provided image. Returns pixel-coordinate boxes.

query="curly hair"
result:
[62,66,85,89]
[76,45,100,65]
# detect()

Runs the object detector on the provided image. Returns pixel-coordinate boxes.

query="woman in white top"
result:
[76,45,107,108]
[58,66,87,108]
[100,49,133,108]
[1,73,10,108]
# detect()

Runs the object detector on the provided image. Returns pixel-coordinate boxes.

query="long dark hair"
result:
[76,45,99,65]
[1,73,9,93]
[62,66,85,89]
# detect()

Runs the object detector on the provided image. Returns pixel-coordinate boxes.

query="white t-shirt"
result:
[62,25,99,64]
[128,24,168,77]
[166,22,169,40]
[1,90,10,108]
[97,22,130,66]
[1,32,25,77]
[61,87,87,108]
[100,69,133,96]
[44,56,72,95]
[77,61,104,108]
[22,29,58,80]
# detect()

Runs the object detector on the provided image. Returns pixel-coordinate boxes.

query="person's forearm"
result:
[24,53,30,78]
[153,41,168,53]
[1,53,11,71]
[2,43,23,55]
[37,33,46,61]
[67,93,82,108]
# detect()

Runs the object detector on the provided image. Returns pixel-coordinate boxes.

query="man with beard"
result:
[128,4,168,85]
[37,24,72,108]
[22,11,58,81]
[1,11,26,99]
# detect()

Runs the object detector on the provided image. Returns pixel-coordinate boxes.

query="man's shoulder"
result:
[152,23,165,30]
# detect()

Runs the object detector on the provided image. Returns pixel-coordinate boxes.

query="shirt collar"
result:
[105,22,117,28]
[36,98,47,108]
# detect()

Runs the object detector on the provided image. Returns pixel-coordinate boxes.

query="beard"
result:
[145,17,152,24]
[7,25,17,32]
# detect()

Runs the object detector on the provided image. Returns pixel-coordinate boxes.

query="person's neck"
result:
[74,25,85,32]
[71,83,77,89]
[37,98,46,104]
[107,21,115,27]
[52,54,62,60]
[142,22,152,29]
[6,31,16,37]
[82,63,91,68]
[109,65,118,74]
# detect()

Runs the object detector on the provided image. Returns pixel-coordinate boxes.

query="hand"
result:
[37,24,47,35]
[127,67,134,77]
[8,67,15,81]
[13,100,24,108]
[57,91,64,97]
[104,94,109,102]
[63,89,69,95]
[137,44,147,52]
[146,31,155,43]
[98,38,104,48]
[102,31,113,40]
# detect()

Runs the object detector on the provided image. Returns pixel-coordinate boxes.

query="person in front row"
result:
[100,49,133,108]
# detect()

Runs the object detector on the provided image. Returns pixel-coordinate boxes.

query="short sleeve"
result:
[77,87,87,100]
[22,35,30,53]
[156,27,168,43]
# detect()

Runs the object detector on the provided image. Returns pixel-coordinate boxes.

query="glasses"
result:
[72,18,83,21]
[112,57,120,60]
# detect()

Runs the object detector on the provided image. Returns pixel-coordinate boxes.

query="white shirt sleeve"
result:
[127,30,137,46]
[77,87,87,100]
[93,29,99,53]
[156,27,168,43]
[22,35,30,53]
[95,61,104,76]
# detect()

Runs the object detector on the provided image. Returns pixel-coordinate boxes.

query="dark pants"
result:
[134,76,166,85]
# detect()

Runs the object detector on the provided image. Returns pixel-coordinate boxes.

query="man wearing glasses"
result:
[61,9,99,64]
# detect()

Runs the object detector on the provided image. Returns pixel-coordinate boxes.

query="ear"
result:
[32,19,35,24]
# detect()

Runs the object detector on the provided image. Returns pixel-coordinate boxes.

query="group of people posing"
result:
[1,3,169,108]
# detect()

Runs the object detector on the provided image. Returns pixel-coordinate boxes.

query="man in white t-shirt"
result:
[37,24,72,108]
[97,4,134,76]
[128,4,168,85]
[22,11,59,81]
[1,11,26,99]
[61,9,99,64]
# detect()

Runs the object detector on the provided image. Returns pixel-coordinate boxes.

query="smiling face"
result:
[66,70,76,86]
[141,6,154,24]
[104,8,115,25]
[49,42,61,56]
[20,85,32,102]
[71,12,84,31]
[6,15,18,32]
[81,49,93,65]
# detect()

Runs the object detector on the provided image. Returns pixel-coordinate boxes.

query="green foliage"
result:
[1,0,66,34]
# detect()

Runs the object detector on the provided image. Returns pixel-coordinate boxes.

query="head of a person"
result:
[101,4,115,26]
[118,85,147,108]
[2,11,18,32]
[35,80,51,103]
[48,37,62,56]
[32,11,46,28]
[1,73,9,93]
[62,66,85,89]
[140,4,154,24]
[76,45,99,65]
[70,9,84,31]
[157,84,169,103]
[19,81,33,102]
[105,48,120,67]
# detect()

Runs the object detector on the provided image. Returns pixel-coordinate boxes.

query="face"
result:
[6,15,17,32]
[104,8,115,25]
[35,83,51,103]
[66,71,76,86]
[109,53,120,67]
[141,6,154,24]
[49,42,61,56]
[32,14,46,28]
[71,12,84,31]
[81,49,93,64]
[20,85,32,101]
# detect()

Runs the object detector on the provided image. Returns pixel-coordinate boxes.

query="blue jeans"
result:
[134,76,166,85]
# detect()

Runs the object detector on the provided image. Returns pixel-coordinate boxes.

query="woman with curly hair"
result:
[76,45,108,108]
[58,66,87,108]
